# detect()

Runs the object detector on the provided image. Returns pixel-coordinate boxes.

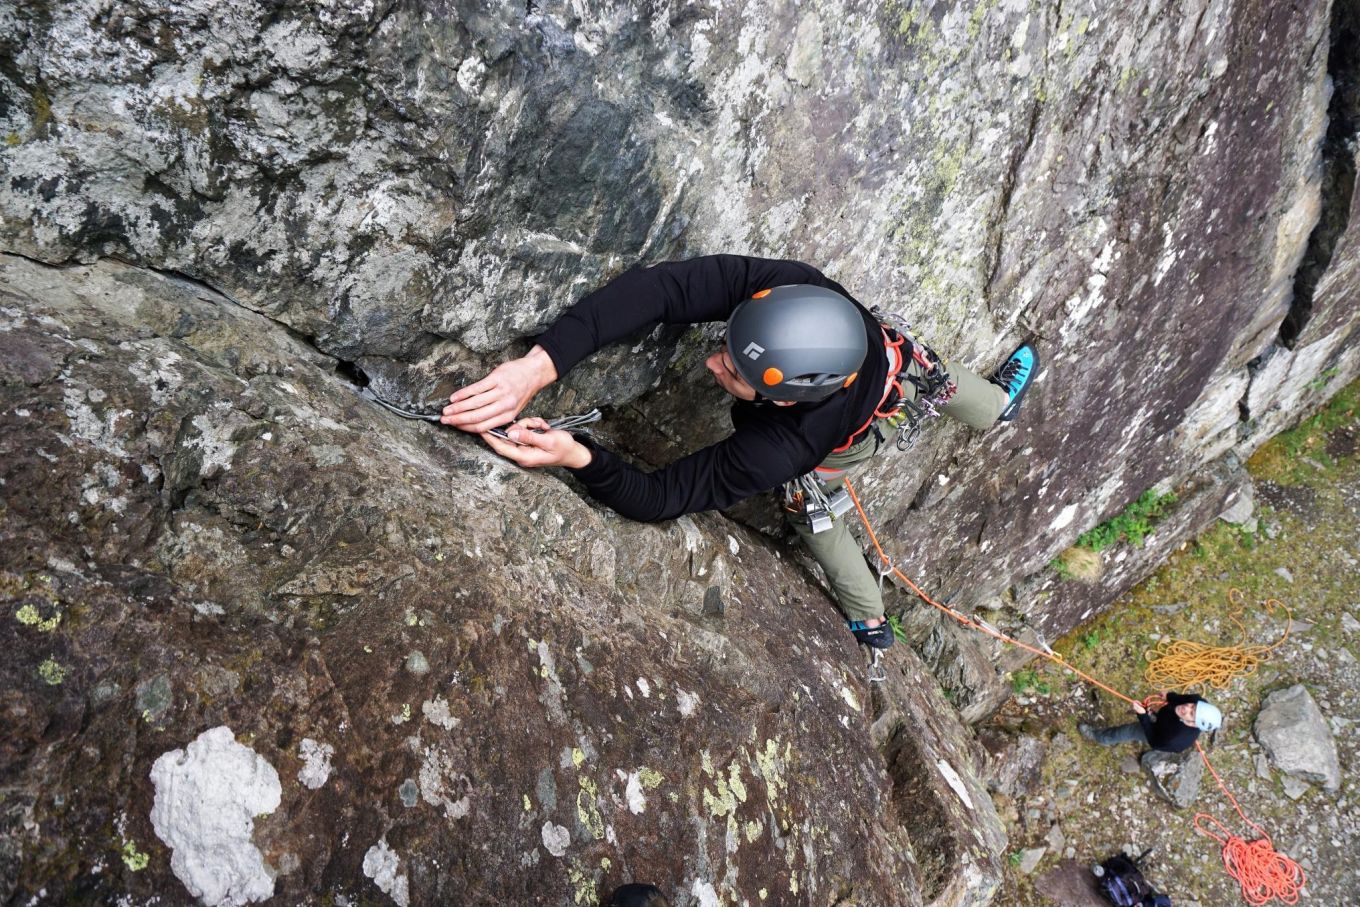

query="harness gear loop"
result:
[834,312,957,454]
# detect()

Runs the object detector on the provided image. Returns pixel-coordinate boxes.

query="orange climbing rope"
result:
[1194,745,1307,907]
[841,477,1307,906]
[1143,589,1292,690]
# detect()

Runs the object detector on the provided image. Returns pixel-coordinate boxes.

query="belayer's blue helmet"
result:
[726,285,869,403]
[1195,701,1222,732]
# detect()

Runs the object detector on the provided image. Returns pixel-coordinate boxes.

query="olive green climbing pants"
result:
[791,358,1008,622]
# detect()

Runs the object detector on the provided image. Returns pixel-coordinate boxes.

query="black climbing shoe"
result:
[849,618,895,650]
[1077,722,1098,742]
[991,343,1038,422]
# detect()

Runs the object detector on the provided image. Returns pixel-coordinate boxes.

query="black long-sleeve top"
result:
[1140,691,1204,752]
[534,255,890,522]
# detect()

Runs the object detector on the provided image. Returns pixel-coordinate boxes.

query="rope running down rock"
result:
[841,477,1306,907]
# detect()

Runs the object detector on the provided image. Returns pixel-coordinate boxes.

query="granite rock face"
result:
[4,0,1360,903]
[0,254,1009,905]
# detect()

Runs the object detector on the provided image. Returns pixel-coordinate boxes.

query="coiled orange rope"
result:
[1144,589,1292,690]
[842,478,1306,906]
[1194,746,1306,906]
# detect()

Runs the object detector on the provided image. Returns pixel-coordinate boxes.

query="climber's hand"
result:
[481,418,592,470]
[1131,701,1147,715]
[443,345,558,433]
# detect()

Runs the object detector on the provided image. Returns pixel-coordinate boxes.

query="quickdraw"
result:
[782,471,854,534]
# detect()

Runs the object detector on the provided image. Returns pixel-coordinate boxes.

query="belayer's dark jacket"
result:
[535,255,890,522]
[1140,691,1204,753]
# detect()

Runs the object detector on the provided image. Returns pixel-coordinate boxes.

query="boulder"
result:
[1218,480,1256,526]
[978,732,1047,800]
[1254,685,1342,792]
[870,647,1009,907]
[1140,749,1205,810]
[1034,859,1110,907]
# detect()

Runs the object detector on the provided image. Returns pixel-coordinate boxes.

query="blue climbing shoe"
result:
[849,618,895,650]
[991,343,1038,422]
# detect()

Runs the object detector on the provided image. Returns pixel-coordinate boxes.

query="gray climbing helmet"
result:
[726,285,868,402]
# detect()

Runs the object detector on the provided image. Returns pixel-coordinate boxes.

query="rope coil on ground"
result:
[1144,589,1292,690]
[841,478,1306,906]
[1194,746,1307,907]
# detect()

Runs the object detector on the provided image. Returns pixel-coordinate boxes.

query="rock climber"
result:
[442,255,1038,650]
[1079,693,1223,753]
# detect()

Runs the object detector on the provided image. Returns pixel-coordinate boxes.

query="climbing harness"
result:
[831,307,957,454]
[840,476,1307,906]
[356,387,602,437]
[1144,589,1292,691]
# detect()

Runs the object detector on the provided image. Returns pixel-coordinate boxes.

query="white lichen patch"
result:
[60,385,132,459]
[362,839,410,907]
[297,738,334,790]
[542,821,570,857]
[417,746,471,820]
[838,685,861,712]
[691,878,721,907]
[536,641,568,724]
[189,411,239,473]
[421,695,459,730]
[149,726,282,906]
[619,767,663,815]
[676,687,700,717]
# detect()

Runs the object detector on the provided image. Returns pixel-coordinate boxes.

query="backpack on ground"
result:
[1092,850,1172,907]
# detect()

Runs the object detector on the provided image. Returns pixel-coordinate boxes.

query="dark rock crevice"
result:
[1280,0,1360,349]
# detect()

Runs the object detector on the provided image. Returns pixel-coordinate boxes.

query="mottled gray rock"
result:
[1034,859,1109,907]
[2,1,1358,707]
[3,0,1360,899]
[1140,749,1204,810]
[1255,684,1342,792]
[870,645,1008,907]
[1017,846,1047,875]
[0,255,950,905]
[1218,481,1255,525]
[979,732,1047,800]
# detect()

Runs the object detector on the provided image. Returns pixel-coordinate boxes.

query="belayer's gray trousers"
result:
[790,356,1008,622]
[1087,722,1149,746]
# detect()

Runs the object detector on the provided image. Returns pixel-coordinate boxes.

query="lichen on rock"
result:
[149,726,282,906]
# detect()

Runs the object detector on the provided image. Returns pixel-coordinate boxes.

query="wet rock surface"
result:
[0,254,1005,905]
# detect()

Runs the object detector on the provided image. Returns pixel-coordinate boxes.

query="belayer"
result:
[443,256,1038,649]
[1080,693,1223,752]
